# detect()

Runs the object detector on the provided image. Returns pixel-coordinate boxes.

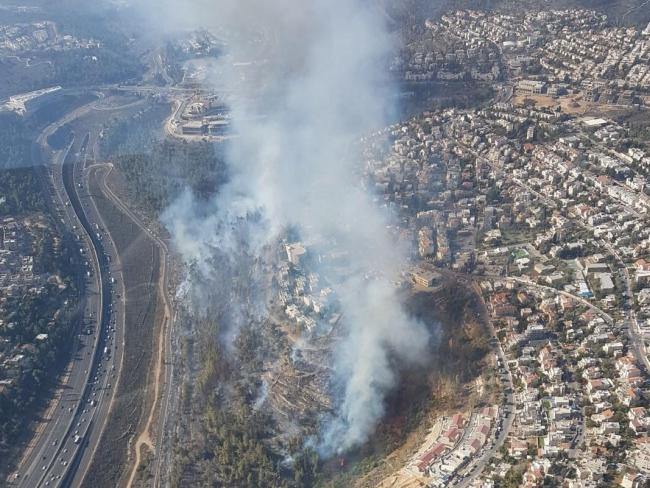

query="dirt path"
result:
[94,164,173,488]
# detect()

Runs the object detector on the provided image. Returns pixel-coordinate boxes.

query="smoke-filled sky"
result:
[129,0,430,454]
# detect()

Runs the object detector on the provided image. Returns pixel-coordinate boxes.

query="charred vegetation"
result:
[169,262,489,487]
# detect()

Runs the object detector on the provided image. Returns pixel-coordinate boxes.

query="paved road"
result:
[599,239,650,373]
[12,116,124,488]
[9,96,148,488]
[439,276,515,488]
[55,137,126,488]
[501,170,648,374]
[504,166,649,373]
[93,164,176,488]
[438,270,620,486]
[61,100,175,488]
[10,87,180,488]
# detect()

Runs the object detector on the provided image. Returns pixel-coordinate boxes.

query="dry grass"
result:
[513,93,592,115]
[82,167,163,488]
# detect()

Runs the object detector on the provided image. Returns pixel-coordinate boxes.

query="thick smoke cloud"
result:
[130,0,430,453]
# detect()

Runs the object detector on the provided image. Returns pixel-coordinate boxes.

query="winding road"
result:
[9,91,176,488]
[91,163,175,488]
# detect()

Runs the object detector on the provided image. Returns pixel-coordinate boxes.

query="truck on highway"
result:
[103,346,109,356]
[74,435,82,444]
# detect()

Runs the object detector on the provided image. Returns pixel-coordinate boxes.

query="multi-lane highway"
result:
[10,105,126,488]
[88,162,176,488]
[8,87,179,488]
[49,134,126,488]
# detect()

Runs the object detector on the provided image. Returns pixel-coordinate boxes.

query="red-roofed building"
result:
[468,437,483,454]
[477,423,491,438]
[416,443,447,472]
[442,427,462,445]
[595,175,611,190]
[509,438,528,458]
[481,406,498,419]
[451,413,465,428]
[635,259,650,271]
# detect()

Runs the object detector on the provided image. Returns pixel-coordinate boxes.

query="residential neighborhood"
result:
[357,11,650,484]
[5,2,650,487]
[0,214,77,408]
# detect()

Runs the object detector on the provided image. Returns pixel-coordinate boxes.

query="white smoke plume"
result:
[130,0,431,454]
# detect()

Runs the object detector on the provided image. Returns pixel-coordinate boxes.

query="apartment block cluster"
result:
[0,216,62,396]
[170,30,224,57]
[361,54,650,480]
[366,99,650,266]
[0,21,98,55]
[399,10,502,82]
[273,241,340,336]
[402,9,650,107]
[412,407,504,486]
[536,16,650,103]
